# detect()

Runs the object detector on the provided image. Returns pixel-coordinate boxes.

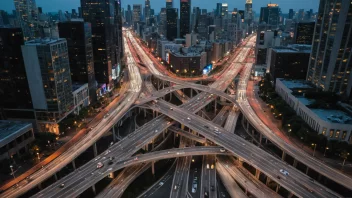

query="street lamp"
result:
[324,147,329,156]
[311,143,317,157]
[342,153,350,166]
[9,165,16,180]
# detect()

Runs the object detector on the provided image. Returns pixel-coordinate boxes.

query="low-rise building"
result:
[268,44,311,82]
[275,79,352,143]
[72,83,89,115]
[0,120,34,161]
[168,46,207,75]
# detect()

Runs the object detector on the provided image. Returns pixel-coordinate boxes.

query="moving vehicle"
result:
[97,162,104,169]
[220,148,226,152]
[279,169,289,176]
[59,183,65,188]
[211,164,214,169]
[170,107,173,110]
[207,164,210,169]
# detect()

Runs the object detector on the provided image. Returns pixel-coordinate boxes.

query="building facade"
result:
[268,45,311,82]
[58,21,97,102]
[21,38,74,133]
[180,0,191,38]
[294,22,315,45]
[14,0,39,40]
[307,0,352,98]
[81,0,118,90]
[166,8,178,41]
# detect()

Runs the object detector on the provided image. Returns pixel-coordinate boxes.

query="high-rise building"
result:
[0,28,33,119]
[215,3,222,17]
[71,9,78,18]
[78,7,82,18]
[145,0,151,25]
[245,0,253,34]
[307,0,352,98]
[126,5,132,25]
[21,38,74,132]
[14,0,39,40]
[58,21,97,102]
[259,4,280,28]
[81,0,118,89]
[288,9,294,19]
[201,9,207,15]
[180,0,191,38]
[133,4,142,25]
[297,9,305,21]
[166,8,178,41]
[197,13,210,40]
[0,11,10,26]
[221,3,228,18]
[294,22,315,45]
[191,7,200,33]
[159,8,167,36]
[166,0,173,9]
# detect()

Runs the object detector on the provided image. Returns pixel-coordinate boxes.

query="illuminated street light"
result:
[324,147,329,156]
[311,143,317,157]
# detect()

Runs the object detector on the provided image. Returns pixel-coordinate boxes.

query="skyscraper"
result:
[166,8,178,41]
[307,0,352,98]
[180,0,191,38]
[215,3,222,17]
[133,4,142,25]
[0,28,33,115]
[145,0,151,25]
[294,22,315,45]
[288,9,294,19]
[14,0,38,40]
[126,5,132,25]
[245,0,253,34]
[58,21,97,102]
[221,3,228,17]
[166,0,173,9]
[159,8,167,36]
[81,0,118,89]
[21,38,74,132]
[259,4,280,28]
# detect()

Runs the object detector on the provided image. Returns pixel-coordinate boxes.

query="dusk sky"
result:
[2,0,319,14]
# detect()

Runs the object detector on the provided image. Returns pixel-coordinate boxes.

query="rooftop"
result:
[311,109,352,124]
[273,44,311,53]
[279,79,314,90]
[0,120,32,147]
[25,38,66,45]
[72,82,88,92]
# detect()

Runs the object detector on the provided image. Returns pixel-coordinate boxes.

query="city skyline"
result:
[2,0,319,14]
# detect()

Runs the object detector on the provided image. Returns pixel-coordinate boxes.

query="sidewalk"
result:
[247,80,352,175]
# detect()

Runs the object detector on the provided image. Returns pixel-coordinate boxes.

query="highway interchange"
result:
[1,28,352,198]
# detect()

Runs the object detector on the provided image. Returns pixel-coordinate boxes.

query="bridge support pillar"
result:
[54,173,58,181]
[281,152,286,161]
[92,184,96,195]
[181,124,185,130]
[93,142,98,157]
[38,183,43,190]
[144,109,146,118]
[266,177,271,186]
[72,160,76,170]
[276,184,280,193]
[293,159,298,167]
[318,174,322,182]
[191,89,193,98]
[214,98,217,113]
[255,169,260,179]
[237,158,243,166]
[152,161,155,175]
[305,167,309,175]
[259,133,263,145]
[113,125,116,142]
[152,139,155,150]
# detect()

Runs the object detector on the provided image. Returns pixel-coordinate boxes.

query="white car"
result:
[187,117,191,121]
[279,169,289,176]
[220,148,226,152]
[97,162,104,169]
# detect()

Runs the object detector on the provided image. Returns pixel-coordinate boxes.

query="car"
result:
[204,191,209,197]
[187,117,191,121]
[192,188,196,193]
[207,164,210,169]
[277,175,281,179]
[279,169,289,176]
[170,107,173,110]
[174,185,178,191]
[211,164,214,169]
[155,130,158,133]
[210,185,215,191]
[159,182,164,186]
[97,162,104,169]
[59,183,65,188]
[220,148,226,152]
[204,125,209,129]
[108,161,113,165]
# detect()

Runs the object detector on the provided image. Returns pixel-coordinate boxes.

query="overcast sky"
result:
[2,0,319,14]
